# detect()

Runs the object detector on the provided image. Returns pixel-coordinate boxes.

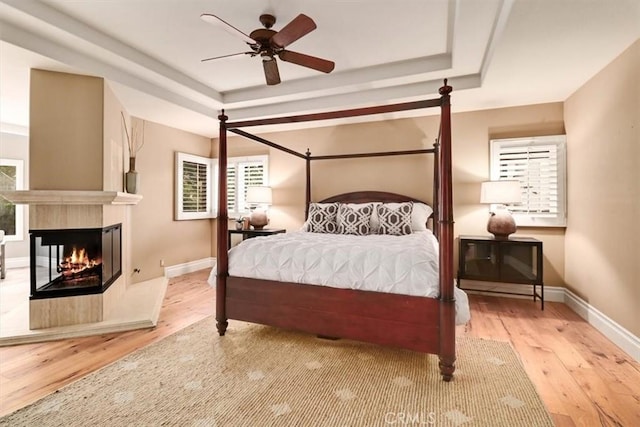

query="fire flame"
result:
[70,247,88,265]
[60,246,98,275]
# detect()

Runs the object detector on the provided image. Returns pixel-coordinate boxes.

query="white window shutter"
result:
[181,160,208,212]
[175,152,214,220]
[490,135,566,227]
[227,164,237,215]
[225,155,269,216]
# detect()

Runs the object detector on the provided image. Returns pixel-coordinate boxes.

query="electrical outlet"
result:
[160,259,165,267]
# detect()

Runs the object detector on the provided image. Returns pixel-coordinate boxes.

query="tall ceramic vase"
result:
[126,157,139,194]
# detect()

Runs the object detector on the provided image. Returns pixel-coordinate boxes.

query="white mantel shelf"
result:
[0,190,143,205]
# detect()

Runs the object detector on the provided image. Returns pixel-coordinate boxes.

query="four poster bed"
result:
[214,80,462,381]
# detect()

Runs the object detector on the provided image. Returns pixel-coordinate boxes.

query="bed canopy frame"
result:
[216,80,456,380]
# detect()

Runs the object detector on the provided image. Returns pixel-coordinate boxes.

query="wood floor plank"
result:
[1,270,639,425]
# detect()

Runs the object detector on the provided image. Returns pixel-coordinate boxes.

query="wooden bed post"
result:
[216,110,229,336]
[305,149,311,220]
[432,139,440,239]
[437,80,456,381]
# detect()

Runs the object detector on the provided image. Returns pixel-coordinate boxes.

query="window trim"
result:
[489,135,567,228]
[174,152,217,220]
[226,154,269,218]
[0,158,24,241]
[174,153,268,221]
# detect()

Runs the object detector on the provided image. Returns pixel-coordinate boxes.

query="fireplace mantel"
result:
[0,190,142,205]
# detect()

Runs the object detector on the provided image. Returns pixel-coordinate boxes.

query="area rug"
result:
[0,317,553,426]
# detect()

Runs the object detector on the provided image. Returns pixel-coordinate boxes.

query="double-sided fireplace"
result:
[30,224,122,300]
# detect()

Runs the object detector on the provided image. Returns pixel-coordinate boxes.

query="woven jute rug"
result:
[0,317,553,426]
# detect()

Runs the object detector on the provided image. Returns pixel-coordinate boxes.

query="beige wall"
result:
[130,119,213,282]
[451,104,566,287]
[217,102,566,287]
[564,40,640,336]
[30,70,103,190]
[103,83,127,192]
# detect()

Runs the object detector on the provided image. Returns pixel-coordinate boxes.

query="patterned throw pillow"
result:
[377,202,413,235]
[305,203,339,233]
[337,204,373,235]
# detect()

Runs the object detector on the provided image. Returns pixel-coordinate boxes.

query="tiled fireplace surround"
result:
[6,191,141,329]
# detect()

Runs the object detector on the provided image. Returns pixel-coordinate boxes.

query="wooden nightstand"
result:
[228,228,286,248]
[457,235,544,309]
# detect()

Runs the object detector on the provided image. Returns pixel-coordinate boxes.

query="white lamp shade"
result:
[246,186,272,205]
[480,180,522,204]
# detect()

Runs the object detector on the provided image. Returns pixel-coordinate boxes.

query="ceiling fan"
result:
[200,13,335,86]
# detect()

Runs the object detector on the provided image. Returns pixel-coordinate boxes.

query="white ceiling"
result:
[1,0,639,137]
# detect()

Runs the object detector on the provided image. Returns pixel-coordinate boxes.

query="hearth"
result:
[30,224,122,299]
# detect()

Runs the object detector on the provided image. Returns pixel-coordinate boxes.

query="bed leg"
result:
[438,355,456,382]
[216,319,228,336]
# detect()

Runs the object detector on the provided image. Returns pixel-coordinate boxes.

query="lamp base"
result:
[487,210,516,240]
[249,209,269,230]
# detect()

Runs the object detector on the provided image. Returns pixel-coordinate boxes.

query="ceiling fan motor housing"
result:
[259,14,276,29]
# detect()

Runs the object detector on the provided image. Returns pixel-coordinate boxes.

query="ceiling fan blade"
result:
[200,13,256,45]
[279,50,335,73]
[201,52,253,62]
[263,57,281,85]
[271,14,316,48]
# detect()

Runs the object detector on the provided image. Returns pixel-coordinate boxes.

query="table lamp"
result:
[480,180,522,239]
[246,186,272,229]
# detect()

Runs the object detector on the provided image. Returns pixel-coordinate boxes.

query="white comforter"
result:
[209,230,470,324]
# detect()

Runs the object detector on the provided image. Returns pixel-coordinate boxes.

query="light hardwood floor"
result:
[1,268,639,425]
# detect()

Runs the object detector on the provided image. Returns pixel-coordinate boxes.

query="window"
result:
[490,135,567,227]
[0,158,24,240]
[174,153,268,220]
[226,155,268,217]
[175,152,216,220]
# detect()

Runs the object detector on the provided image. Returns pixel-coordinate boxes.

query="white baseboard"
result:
[462,281,639,362]
[5,257,29,269]
[164,257,215,278]
[562,289,640,362]
[542,286,566,302]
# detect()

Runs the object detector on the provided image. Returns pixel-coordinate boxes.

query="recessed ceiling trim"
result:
[222,53,453,107]
[446,0,457,53]
[226,74,481,122]
[1,0,223,104]
[0,19,220,120]
[479,0,515,81]
[0,121,29,136]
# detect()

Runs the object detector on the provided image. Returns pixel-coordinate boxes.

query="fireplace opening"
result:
[30,224,122,299]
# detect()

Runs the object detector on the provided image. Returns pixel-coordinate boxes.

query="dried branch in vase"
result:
[120,111,146,159]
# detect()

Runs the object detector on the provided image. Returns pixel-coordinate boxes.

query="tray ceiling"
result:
[1,0,638,136]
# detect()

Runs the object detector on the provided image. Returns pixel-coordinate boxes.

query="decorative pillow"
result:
[377,202,413,235]
[383,202,433,231]
[337,203,374,235]
[342,202,381,233]
[305,203,339,233]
